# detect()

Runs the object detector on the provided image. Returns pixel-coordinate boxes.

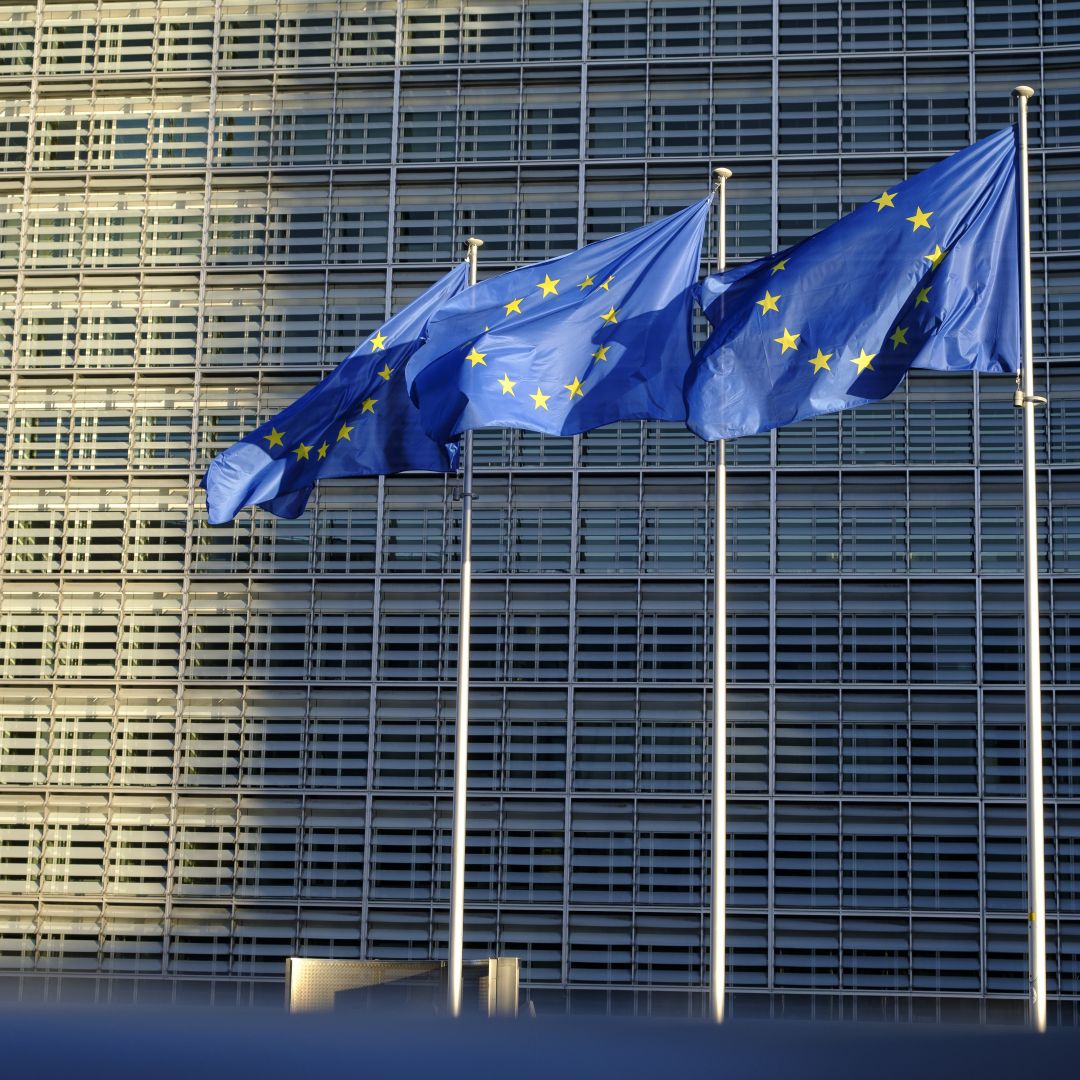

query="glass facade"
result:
[0,0,1078,1021]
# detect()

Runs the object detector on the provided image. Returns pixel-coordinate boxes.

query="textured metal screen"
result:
[0,0,1078,1024]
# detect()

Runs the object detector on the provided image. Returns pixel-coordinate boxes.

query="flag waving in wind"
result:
[685,126,1021,442]
[405,198,713,442]
[202,262,469,524]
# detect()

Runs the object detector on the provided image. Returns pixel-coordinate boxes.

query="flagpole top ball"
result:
[466,237,484,248]
[1013,85,1036,99]
[713,167,733,182]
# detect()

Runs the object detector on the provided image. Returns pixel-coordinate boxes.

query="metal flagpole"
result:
[710,166,732,1025]
[1013,85,1048,1034]
[448,236,483,1018]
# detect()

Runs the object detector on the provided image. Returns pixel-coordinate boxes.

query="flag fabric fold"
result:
[202,262,470,524]
[685,125,1021,443]
[405,197,713,442]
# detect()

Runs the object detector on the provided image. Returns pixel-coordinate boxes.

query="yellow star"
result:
[872,191,897,211]
[916,286,932,306]
[808,349,832,373]
[504,297,523,315]
[337,422,353,441]
[465,347,487,367]
[497,372,516,395]
[849,348,876,373]
[377,363,393,380]
[317,442,329,459]
[600,306,618,325]
[361,398,376,414]
[600,275,615,290]
[530,387,550,410]
[592,344,610,362]
[369,331,388,351]
[292,442,312,461]
[756,290,780,314]
[906,206,933,231]
[577,275,594,290]
[536,274,559,298]
[771,259,788,274]
[924,244,946,269]
[774,328,800,353]
[564,377,584,399]
[263,427,284,449]
[890,326,909,348]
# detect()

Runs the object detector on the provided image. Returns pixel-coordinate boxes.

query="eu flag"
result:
[685,126,1021,442]
[202,262,469,524]
[405,198,713,441]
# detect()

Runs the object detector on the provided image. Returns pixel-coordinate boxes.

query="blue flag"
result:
[202,262,469,524]
[405,198,713,441]
[686,126,1021,442]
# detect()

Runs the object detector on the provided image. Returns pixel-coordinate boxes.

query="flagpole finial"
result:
[466,237,484,250]
[713,167,733,188]
[1013,85,1036,99]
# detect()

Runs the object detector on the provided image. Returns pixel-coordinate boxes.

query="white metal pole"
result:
[448,237,483,1018]
[710,167,731,1025]
[1013,84,1047,1034]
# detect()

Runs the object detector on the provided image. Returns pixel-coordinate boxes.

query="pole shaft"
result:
[448,238,483,1018]
[1015,85,1047,1034]
[710,168,731,1025]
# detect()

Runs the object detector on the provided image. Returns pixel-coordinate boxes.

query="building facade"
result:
[0,0,1078,1021]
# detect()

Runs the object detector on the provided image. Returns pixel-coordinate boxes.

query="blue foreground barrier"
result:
[3,1006,1080,1080]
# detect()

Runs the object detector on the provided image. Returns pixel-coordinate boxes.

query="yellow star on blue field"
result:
[369,331,388,351]
[263,427,284,449]
[916,286,932,306]
[890,326,909,348]
[536,274,559,298]
[771,259,788,274]
[756,291,780,314]
[337,422,353,441]
[292,442,312,461]
[907,207,933,231]
[531,387,550,410]
[600,275,615,291]
[504,298,523,315]
[600,306,618,325]
[774,328,800,353]
[924,244,946,269]
[564,377,584,399]
[497,372,516,395]
[361,398,376,414]
[378,363,393,380]
[592,344,610,362]
[466,347,487,367]
[849,348,876,373]
[872,191,897,211]
[577,275,594,290]
[317,442,329,459]
[808,349,832,373]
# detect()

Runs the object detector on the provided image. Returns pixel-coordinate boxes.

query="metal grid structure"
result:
[0,0,1078,1021]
